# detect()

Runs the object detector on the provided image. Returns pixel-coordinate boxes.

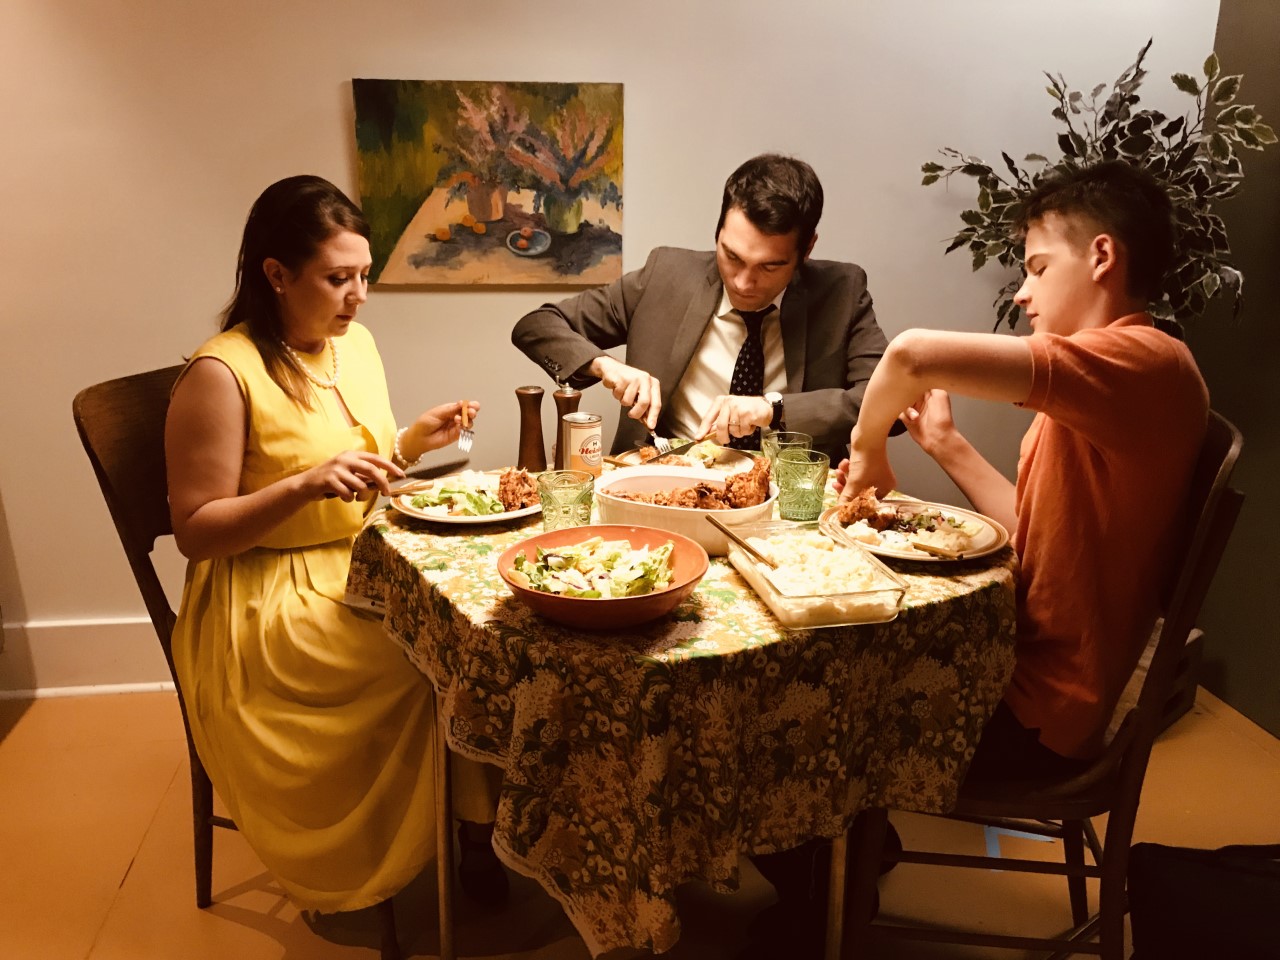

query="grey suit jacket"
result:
[511,246,889,462]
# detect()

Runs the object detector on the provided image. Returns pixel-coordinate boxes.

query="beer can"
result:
[561,412,603,477]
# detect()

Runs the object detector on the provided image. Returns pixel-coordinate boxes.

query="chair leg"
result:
[435,691,456,960]
[377,898,401,960]
[190,751,215,909]
[1098,842,1129,960]
[1063,820,1089,927]
[842,807,889,960]
[825,830,848,960]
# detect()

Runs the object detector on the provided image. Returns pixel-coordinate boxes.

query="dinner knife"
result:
[639,438,703,465]
[324,457,473,498]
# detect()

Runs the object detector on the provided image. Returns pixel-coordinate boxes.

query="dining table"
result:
[344,484,1018,958]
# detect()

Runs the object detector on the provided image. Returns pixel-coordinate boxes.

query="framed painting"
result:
[352,79,623,286]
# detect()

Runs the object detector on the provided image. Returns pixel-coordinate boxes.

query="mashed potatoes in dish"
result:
[729,528,904,628]
[747,530,890,596]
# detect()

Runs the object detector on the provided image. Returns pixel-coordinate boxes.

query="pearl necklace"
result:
[281,338,340,389]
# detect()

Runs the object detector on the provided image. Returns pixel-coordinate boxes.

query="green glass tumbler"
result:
[776,448,830,521]
[761,430,813,482]
[537,470,594,531]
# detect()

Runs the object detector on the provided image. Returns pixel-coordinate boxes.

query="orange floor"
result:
[1,687,1276,960]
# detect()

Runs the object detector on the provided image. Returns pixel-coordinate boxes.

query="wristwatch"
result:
[765,391,785,431]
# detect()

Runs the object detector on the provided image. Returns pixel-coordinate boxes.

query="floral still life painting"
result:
[352,79,623,286]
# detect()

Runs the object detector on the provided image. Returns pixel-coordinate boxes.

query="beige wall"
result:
[0,0,1223,691]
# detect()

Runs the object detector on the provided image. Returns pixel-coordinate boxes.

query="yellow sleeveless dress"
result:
[171,321,494,912]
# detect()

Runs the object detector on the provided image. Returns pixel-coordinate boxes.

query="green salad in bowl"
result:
[496,524,709,630]
[508,536,674,598]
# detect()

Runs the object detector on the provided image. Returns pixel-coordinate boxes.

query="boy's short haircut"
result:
[1015,160,1175,303]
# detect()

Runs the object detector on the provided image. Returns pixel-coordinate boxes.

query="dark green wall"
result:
[1192,0,1280,737]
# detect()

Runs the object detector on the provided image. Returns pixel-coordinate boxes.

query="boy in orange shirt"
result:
[837,160,1209,778]
[745,160,1209,960]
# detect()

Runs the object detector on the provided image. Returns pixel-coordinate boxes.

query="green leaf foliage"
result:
[1213,75,1243,104]
[920,40,1271,329]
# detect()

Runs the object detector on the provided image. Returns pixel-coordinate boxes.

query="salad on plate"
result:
[407,470,507,517]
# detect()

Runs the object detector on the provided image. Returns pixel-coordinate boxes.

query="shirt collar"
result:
[714,288,785,321]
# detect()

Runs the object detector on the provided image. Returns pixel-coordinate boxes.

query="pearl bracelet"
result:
[392,427,424,469]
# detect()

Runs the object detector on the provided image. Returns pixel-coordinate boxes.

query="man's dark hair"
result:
[1015,160,1175,302]
[716,154,823,257]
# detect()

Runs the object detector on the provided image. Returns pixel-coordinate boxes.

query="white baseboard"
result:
[0,681,176,701]
[0,617,172,695]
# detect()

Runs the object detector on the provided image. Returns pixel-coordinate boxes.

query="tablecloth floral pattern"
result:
[346,508,1017,957]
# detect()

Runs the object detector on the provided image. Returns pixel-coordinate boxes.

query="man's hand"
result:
[591,356,661,431]
[697,395,772,445]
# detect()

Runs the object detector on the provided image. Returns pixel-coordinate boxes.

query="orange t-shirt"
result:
[1005,314,1208,758]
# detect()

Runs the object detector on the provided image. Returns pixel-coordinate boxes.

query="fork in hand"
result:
[649,434,672,455]
[457,401,474,454]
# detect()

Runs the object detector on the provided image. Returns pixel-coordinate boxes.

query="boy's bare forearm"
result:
[927,430,1017,534]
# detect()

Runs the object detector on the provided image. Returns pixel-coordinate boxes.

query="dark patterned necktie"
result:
[727,306,775,450]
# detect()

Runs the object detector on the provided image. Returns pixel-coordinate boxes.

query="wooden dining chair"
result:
[831,410,1245,960]
[73,363,461,960]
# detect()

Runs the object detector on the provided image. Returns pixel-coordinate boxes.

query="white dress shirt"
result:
[665,289,787,442]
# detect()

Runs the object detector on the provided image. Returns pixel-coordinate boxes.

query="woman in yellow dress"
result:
[165,175,504,914]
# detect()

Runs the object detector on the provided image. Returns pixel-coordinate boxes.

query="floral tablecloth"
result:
[346,506,1017,957]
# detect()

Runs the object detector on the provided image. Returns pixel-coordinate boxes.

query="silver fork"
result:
[651,434,672,454]
[457,404,474,454]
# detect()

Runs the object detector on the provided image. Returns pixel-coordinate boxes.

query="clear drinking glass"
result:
[537,470,594,531]
[776,449,830,521]
[761,430,813,481]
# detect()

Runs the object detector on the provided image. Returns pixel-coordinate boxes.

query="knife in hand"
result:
[639,438,703,465]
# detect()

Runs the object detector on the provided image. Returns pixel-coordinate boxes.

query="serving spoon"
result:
[705,514,777,568]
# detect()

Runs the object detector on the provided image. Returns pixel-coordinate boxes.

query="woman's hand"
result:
[401,400,481,461]
[300,449,404,501]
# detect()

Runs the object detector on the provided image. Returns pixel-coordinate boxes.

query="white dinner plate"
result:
[819,499,1009,562]
[388,472,541,525]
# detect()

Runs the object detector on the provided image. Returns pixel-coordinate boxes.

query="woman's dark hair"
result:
[715,154,823,258]
[221,175,370,406]
[1015,160,1175,304]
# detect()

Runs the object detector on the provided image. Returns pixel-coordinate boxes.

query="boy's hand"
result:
[836,431,897,502]
[901,389,957,457]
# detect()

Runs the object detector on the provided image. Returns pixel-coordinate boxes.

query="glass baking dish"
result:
[725,519,906,629]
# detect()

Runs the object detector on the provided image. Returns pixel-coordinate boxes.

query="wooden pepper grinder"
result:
[552,382,582,469]
[515,386,547,472]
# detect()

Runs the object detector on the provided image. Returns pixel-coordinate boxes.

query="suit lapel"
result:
[664,259,722,391]
[780,270,808,392]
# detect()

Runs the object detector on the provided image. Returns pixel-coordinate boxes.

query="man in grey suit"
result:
[511,154,893,463]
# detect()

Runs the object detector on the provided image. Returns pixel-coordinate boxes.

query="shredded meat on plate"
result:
[498,468,539,510]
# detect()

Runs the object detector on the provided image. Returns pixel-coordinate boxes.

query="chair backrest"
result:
[1024,410,1244,807]
[1098,410,1245,788]
[72,365,186,666]
[1133,410,1244,741]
